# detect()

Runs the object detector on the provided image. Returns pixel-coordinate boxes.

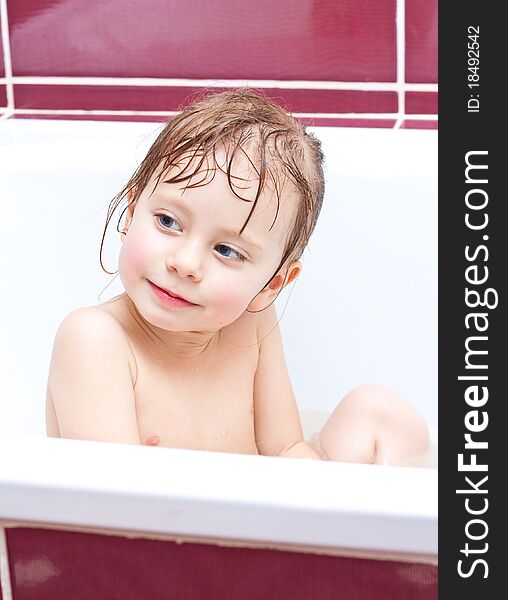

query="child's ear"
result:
[120,190,137,241]
[247,260,302,312]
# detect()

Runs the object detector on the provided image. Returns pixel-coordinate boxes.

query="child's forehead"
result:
[159,142,268,193]
[150,143,299,224]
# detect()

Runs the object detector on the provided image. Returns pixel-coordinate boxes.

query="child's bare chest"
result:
[132,345,259,454]
[94,295,260,453]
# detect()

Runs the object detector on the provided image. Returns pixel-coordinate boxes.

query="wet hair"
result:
[100,87,325,303]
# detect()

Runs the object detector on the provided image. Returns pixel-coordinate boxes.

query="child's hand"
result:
[276,440,323,460]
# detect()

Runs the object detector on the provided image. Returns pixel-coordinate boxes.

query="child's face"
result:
[118,145,301,336]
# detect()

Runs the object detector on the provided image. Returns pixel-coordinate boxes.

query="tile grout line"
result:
[0,526,13,600]
[6,75,438,93]
[2,108,437,120]
[0,0,14,111]
[394,0,406,129]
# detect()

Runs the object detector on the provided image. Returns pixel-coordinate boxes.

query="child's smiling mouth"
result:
[148,280,199,308]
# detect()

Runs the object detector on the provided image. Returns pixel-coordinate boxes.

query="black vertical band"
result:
[439,3,505,597]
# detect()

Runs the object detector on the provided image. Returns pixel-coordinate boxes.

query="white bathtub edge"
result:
[0,434,437,558]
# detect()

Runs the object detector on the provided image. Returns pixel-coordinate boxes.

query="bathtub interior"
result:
[0,119,437,455]
[0,121,438,594]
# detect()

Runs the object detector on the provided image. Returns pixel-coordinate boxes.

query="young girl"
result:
[46,88,429,465]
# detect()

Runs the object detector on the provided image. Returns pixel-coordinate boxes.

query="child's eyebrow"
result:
[155,185,263,252]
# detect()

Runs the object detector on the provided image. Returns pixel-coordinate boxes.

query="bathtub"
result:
[0,119,437,599]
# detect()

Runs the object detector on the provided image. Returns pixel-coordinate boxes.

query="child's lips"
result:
[148,281,198,305]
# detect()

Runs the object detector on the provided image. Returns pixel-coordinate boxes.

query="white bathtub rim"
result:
[0,433,437,557]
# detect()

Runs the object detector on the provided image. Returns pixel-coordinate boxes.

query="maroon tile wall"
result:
[402,120,438,129]
[406,91,438,114]
[6,526,437,600]
[303,118,397,128]
[0,85,7,108]
[8,0,397,82]
[9,112,168,122]
[13,84,398,114]
[405,0,438,83]
[0,8,5,77]
[1,0,437,128]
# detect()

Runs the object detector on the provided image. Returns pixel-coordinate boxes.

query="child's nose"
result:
[166,238,203,281]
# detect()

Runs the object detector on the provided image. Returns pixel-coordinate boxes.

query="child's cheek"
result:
[211,280,252,318]
[119,235,152,283]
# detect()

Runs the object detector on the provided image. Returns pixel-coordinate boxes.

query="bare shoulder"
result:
[57,305,127,337]
[53,306,137,385]
[47,306,141,444]
[53,306,131,357]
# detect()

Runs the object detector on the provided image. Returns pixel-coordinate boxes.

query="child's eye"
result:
[215,244,246,262]
[156,214,182,231]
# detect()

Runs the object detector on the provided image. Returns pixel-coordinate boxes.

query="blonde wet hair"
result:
[100,87,326,303]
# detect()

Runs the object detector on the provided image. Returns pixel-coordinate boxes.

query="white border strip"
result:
[0,526,13,600]
[7,76,437,92]
[0,0,13,110]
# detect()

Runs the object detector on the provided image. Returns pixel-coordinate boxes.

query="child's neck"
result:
[125,295,220,361]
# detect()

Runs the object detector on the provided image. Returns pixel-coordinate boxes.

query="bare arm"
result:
[253,304,322,461]
[47,308,141,445]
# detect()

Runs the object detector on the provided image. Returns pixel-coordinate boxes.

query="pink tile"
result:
[9,0,397,82]
[14,84,398,114]
[405,92,438,114]
[0,9,4,77]
[12,113,397,129]
[405,0,438,83]
[258,89,397,114]
[6,527,437,600]
[12,113,168,123]
[299,117,397,128]
[401,119,438,129]
[13,84,197,112]
[0,85,7,107]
